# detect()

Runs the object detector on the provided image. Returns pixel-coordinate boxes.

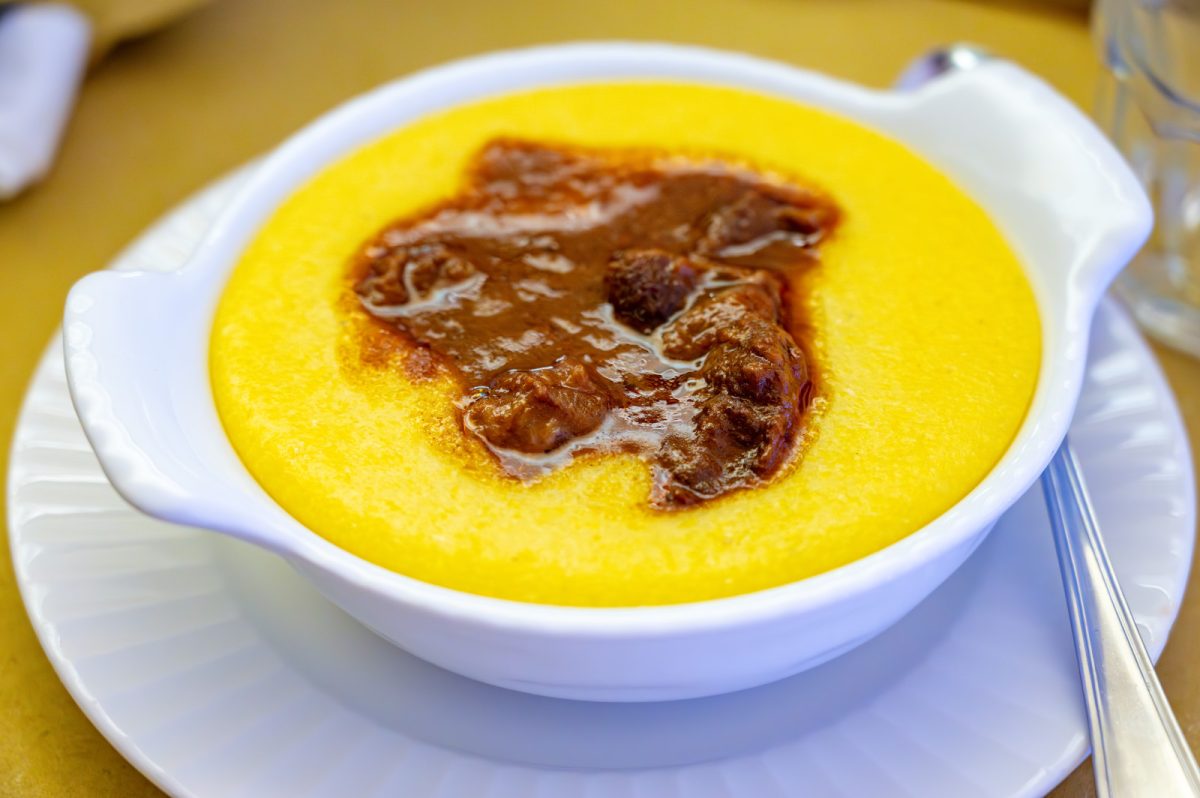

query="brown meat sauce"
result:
[351,140,838,508]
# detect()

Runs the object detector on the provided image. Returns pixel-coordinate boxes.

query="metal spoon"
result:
[897,45,1200,798]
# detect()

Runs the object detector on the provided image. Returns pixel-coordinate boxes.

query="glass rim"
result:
[1109,0,1200,118]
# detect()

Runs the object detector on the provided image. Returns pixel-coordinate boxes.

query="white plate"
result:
[9,173,1196,798]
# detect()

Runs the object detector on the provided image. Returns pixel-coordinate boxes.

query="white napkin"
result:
[0,3,90,200]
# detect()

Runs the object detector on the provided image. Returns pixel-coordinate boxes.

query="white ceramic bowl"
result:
[62,43,1150,702]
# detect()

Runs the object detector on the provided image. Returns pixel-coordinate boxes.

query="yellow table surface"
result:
[0,0,1195,795]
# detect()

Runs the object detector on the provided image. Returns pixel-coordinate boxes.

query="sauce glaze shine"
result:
[353,140,838,507]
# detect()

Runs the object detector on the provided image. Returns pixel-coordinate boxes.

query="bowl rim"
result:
[64,40,1152,636]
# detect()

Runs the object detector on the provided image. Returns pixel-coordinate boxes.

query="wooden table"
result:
[0,0,1194,795]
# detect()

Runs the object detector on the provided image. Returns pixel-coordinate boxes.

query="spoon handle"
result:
[1041,438,1200,797]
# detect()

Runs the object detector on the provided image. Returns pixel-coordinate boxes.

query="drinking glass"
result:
[1093,0,1200,356]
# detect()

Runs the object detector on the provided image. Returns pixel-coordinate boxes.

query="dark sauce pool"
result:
[351,139,839,508]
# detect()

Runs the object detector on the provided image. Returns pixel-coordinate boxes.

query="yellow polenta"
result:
[211,83,1040,606]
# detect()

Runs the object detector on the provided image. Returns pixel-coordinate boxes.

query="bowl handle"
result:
[882,60,1153,314]
[63,269,294,553]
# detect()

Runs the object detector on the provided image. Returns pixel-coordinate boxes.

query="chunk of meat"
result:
[355,250,411,306]
[711,312,808,381]
[701,332,803,405]
[701,185,838,256]
[605,249,701,333]
[356,241,476,308]
[652,272,811,506]
[655,394,796,505]
[464,358,613,453]
[660,281,782,361]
